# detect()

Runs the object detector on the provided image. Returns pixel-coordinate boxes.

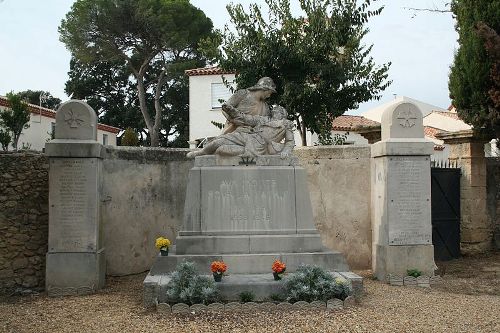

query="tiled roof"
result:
[332,115,380,131]
[185,67,236,76]
[0,96,121,134]
[429,110,461,120]
[424,126,445,139]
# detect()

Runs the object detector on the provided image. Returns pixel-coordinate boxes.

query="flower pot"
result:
[213,272,223,282]
[160,248,169,256]
[273,272,282,281]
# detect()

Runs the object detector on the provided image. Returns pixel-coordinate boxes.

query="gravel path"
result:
[1,254,499,333]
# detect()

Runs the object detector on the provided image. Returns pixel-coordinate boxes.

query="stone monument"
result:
[45,100,105,296]
[144,78,362,305]
[371,102,435,281]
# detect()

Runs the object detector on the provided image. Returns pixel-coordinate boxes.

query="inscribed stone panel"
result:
[387,156,432,245]
[48,158,99,252]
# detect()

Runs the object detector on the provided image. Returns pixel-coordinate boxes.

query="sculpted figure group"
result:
[187,77,295,159]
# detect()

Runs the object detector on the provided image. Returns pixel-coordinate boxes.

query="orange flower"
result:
[272,260,286,274]
[210,261,227,273]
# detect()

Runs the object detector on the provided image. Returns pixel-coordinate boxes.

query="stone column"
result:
[436,130,492,254]
[45,100,105,296]
[371,102,435,281]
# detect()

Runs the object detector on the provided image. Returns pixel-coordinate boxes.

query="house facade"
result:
[0,96,120,151]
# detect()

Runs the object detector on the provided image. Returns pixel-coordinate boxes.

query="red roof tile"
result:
[332,115,380,131]
[0,96,121,134]
[185,67,235,76]
[429,110,461,120]
[424,126,446,139]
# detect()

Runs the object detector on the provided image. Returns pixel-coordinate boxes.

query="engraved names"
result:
[49,159,98,252]
[388,157,432,245]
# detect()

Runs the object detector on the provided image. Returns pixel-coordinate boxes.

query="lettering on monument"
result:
[202,172,295,232]
[49,159,98,251]
[388,157,432,245]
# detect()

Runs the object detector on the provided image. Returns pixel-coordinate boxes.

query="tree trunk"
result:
[300,121,307,146]
[136,76,159,147]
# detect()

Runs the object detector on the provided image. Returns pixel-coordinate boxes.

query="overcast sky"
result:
[0,0,456,114]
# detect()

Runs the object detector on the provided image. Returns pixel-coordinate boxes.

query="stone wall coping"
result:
[436,129,490,144]
[45,141,103,158]
[101,146,192,162]
[294,145,371,160]
[371,140,434,157]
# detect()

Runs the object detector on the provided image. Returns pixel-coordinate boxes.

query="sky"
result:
[0,0,457,115]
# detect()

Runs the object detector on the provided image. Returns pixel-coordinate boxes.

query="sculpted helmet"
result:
[248,77,277,93]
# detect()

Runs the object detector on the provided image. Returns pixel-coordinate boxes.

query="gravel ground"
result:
[1,252,499,333]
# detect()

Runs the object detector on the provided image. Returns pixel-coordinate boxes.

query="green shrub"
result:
[268,293,286,303]
[284,265,352,302]
[121,127,139,146]
[407,268,422,278]
[165,261,220,305]
[238,291,255,303]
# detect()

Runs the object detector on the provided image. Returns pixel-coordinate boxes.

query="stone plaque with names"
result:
[387,156,432,245]
[200,167,296,233]
[48,158,99,252]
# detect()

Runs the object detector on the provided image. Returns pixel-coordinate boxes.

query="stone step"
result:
[149,250,349,275]
[175,234,324,255]
[144,271,363,306]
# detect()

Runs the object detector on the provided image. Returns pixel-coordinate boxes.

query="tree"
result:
[203,0,391,145]
[449,0,500,139]
[17,90,61,110]
[121,127,139,146]
[0,92,31,150]
[59,0,214,147]
[0,127,10,151]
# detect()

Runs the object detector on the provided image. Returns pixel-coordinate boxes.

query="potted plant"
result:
[210,261,227,282]
[272,260,286,280]
[155,236,171,256]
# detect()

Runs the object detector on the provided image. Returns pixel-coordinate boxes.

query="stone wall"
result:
[486,158,500,249]
[295,146,372,269]
[100,146,372,275]
[101,147,193,275]
[0,146,378,290]
[0,152,49,294]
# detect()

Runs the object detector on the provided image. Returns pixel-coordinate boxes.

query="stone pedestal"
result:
[371,102,435,281]
[144,155,361,305]
[45,100,105,296]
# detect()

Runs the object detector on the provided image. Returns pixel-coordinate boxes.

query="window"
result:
[103,134,108,145]
[50,122,55,139]
[211,82,233,109]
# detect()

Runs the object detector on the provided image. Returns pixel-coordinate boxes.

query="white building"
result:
[0,96,120,151]
[185,67,236,148]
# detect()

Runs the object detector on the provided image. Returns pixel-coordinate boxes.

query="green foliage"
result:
[0,128,10,151]
[165,261,220,305]
[17,90,61,110]
[59,0,214,146]
[449,0,500,139]
[120,127,139,146]
[238,291,255,303]
[407,269,422,278]
[268,293,286,303]
[284,265,352,302]
[203,0,391,145]
[0,92,31,150]
[317,132,349,146]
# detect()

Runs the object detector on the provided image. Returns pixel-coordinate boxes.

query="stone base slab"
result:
[46,249,105,296]
[194,155,299,167]
[149,250,349,276]
[144,271,363,307]
[175,234,324,255]
[374,244,435,281]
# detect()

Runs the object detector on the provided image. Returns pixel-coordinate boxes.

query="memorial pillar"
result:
[371,102,435,281]
[45,100,105,296]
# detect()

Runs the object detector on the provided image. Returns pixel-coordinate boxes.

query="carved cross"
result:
[64,109,85,128]
[396,107,417,128]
